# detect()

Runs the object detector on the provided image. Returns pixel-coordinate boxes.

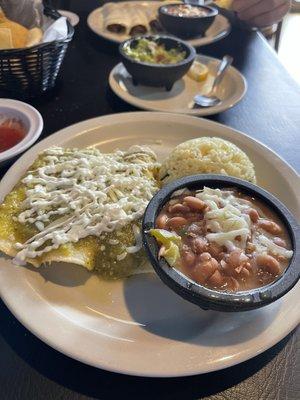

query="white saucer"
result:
[109,55,247,116]
[58,10,80,27]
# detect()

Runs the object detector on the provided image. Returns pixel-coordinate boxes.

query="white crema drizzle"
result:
[13,145,159,263]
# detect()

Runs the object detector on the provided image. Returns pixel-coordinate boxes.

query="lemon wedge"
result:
[149,229,181,247]
[150,229,181,267]
[213,0,233,10]
[187,61,209,82]
[163,241,180,267]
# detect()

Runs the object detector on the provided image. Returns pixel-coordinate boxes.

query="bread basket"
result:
[0,3,74,98]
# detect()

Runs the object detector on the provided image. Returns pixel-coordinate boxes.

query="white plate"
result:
[87,1,231,47]
[58,10,80,27]
[109,55,247,115]
[0,112,299,377]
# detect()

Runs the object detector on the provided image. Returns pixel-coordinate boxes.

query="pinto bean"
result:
[156,213,168,229]
[187,223,203,236]
[256,254,280,275]
[183,196,206,212]
[240,267,250,279]
[275,254,287,262]
[168,203,190,214]
[181,250,196,268]
[258,220,282,235]
[191,237,208,254]
[192,258,219,284]
[227,250,249,270]
[221,261,231,275]
[207,242,224,259]
[199,252,212,262]
[208,269,224,288]
[273,237,286,248]
[228,277,239,291]
[166,216,187,230]
[248,208,259,223]
[245,262,252,270]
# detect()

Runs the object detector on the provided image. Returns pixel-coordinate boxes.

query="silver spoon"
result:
[193,55,233,107]
[183,0,206,5]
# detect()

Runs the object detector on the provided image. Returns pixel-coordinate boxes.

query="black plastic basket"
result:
[0,6,74,98]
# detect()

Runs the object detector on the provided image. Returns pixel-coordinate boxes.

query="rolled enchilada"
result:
[0,145,160,279]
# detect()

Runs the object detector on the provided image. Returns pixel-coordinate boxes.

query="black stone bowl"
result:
[158,4,218,39]
[142,175,300,312]
[119,35,196,91]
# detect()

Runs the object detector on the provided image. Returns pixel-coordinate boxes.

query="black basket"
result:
[0,6,74,98]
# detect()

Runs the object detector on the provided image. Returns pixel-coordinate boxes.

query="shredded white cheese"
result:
[126,224,142,254]
[13,146,159,262]
[258,235,293,259]
[197,187,251,251]
[196,187,293,260]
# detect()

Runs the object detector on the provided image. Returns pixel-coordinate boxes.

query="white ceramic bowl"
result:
[0,99,43,164]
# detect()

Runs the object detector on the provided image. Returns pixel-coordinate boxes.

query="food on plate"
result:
[127,4,150,35]
[163,4,210,18]
[143,5,163,32]
[101,2,163,36]
[187,60,209,82]
[0,7,43,49]
[123,37,186,64]
[159,137,256,185]
[101,2,129,34]
[151,186,293,292]
[0,118,26,152]
[0,145,160,279]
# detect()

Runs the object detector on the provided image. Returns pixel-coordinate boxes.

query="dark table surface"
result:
[0,1,299,399]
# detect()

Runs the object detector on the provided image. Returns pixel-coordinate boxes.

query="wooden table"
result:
[0,1,299,399]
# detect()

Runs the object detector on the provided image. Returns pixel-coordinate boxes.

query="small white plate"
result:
[109,55,247,115]
[87,1,231,47]
[0,112,299,377]
[0,99,43,164]
[58,10,80,27]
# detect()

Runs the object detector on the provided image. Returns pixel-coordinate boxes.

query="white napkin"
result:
[43,17,68,43]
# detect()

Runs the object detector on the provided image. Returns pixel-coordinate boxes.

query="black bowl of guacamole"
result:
[119,35,196,91]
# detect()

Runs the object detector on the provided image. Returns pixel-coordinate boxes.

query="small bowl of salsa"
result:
[0,99,43,165]
[158,4,218,39]
[142,174,300,312]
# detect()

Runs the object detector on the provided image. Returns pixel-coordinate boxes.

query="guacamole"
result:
[124,38,186,64]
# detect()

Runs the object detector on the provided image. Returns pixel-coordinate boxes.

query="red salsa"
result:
[0,119,26,153]
[153,187,293,292]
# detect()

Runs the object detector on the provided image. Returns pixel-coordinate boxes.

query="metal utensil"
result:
[183,0,206,5]
[193,55,233,107]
